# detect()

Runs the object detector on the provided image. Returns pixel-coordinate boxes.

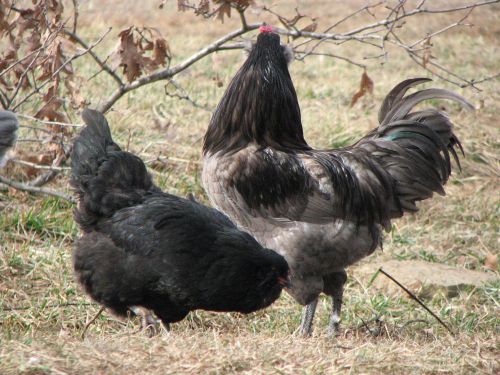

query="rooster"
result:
[202,27,473,336]
[0,111,18,168]
[71,109,289,331]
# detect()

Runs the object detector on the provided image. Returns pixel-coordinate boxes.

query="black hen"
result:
[202,28,473,336]
[71,109,289,329]
[0,111,19,168]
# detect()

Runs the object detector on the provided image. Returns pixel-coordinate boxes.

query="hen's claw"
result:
[131,307,161,336]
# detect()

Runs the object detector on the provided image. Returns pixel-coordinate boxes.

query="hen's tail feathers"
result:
[71,109,154,230]
[370,78,473,217]
[0,111,19,168]
[73,232,143,316]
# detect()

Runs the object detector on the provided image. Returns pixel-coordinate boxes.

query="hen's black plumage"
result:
[0,111,18,168]
[202,30,472,336]
[71,109,289,327]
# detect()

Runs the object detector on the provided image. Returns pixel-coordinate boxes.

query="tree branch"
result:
[96,23,261,113]
[12,28,112,111]
[63,28,122,86]
[0,175,75,202]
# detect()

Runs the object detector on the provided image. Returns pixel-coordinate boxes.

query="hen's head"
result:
[203,25,308,156]
[239,246,291,312]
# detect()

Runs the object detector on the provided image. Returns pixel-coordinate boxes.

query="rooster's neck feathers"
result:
[203,32,310,156]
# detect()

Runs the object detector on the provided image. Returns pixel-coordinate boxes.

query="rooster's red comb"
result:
[259,25,274,33]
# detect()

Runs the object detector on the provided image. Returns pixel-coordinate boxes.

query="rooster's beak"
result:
[278,275,291,288]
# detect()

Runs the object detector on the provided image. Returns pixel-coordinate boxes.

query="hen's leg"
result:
[299,298,318,337]
[130,306,161,336]
[323,270,347,337]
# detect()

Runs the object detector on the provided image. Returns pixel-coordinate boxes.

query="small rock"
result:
[355,260,498,298]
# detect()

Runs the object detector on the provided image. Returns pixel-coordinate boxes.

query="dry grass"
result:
[1,1,499,374]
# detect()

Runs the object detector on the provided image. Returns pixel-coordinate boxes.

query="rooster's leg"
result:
[323,270,347,337]
[299,298,318,337]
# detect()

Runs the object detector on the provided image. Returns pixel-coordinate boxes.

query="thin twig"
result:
[295,50,366,68]
[1,302,95,311]
[400,319,431,331]
[236,6,248,31]
[164,79,212,111]
[408,8,474,49]
[341,0,498,37]
[93,1,499,112]
[72,0,79,33]
[16,113,83,128]
[12,159,71,171]
[13,28,112,111]
[0,175,75,203]
[97,23,261,113]
[63,28,122,86]
[359,316,377,336]
[378,268,455,335]
[81,306,105,339]
[27,151,69,188]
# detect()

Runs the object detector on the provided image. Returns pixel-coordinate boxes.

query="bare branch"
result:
[341,0,499,37]
[378,268,454,335]
[0,175,75,202]
[12,28,112,111]
[236,6,248,31]
[12,159,71,171]
[63,28,123,86]
[16,113,83,128]
[164,79,212,111]
[72,0,79,34]
[91,1,499,112]
[408,8,474,49]
[97,23,261,113]
[295,51,366,69]
[81,306,105,339]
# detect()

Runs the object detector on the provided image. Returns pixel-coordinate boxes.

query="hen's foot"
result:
[130,307,161,337]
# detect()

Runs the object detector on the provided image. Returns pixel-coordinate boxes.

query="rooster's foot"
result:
[299,298,318,337]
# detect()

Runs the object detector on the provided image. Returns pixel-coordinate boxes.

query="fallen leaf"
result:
[484,254,498,271]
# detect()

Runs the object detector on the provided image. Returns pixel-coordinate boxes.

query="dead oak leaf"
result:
[301,21,317,33]
[151,38,170,67]
[114,27,147,82]
[215,2,231,22]
[350,70,374,107]
[35,85,67,123]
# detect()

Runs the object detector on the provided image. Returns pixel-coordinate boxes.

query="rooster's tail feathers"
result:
[365,79,473,217]
[377,79,472,180]
[378,78,474,126]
